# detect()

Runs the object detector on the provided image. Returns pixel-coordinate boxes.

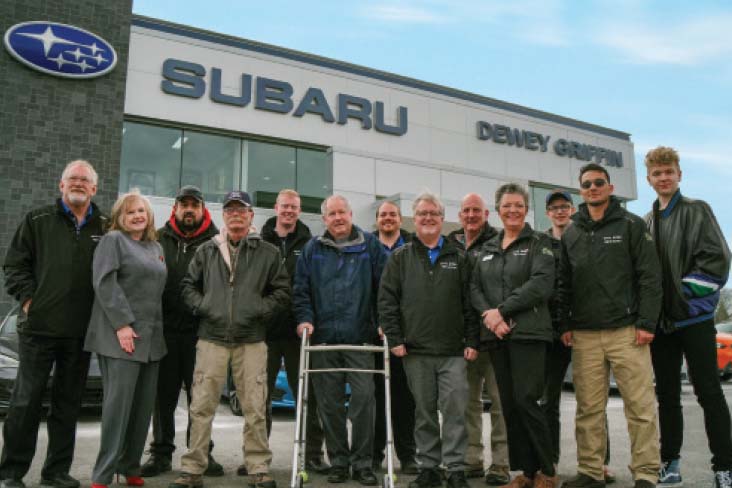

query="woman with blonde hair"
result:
[85,190,167,488]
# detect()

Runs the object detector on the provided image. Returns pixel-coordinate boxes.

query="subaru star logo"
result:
[3,21,117,79]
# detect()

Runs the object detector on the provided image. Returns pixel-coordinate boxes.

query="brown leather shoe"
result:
[500,474,534,488]
[534,472,560,488]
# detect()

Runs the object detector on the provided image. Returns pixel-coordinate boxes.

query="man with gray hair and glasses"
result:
[293,195,388,486]
[379,192,479,488]
[2,160,107,488]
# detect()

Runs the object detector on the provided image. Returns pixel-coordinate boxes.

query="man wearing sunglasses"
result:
[643,147,732,488]
[559,164,662,488]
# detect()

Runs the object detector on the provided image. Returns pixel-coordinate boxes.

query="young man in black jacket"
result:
[379,192,479,488]
[372,201,418,475]
[643,147,732,488]
[260,189,327,475]
[1,160,107,488]
[141,186,221,478]
[559,163,662,488]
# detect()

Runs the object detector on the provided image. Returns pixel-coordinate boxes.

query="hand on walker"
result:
[116,325,138,354]
[391,345,407,357]
[297,322,314,338]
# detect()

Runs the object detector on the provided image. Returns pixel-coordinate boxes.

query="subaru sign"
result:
[4,21,117,79]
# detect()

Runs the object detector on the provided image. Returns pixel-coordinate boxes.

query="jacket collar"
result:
[653,189,682,219]
[374,228,412,250]
[573,196,624,229]
[212,227,261,271]
[166,207,214,240]
[449,223,498,250]
[261,215,312,243]
[319,225,365,250]
[413,234,459,256]
[483,223,534,252]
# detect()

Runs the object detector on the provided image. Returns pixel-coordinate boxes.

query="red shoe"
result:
[92,484,108,488]
[125,477,144,487]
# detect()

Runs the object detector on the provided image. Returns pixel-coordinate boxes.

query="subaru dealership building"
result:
[0,1,637,313]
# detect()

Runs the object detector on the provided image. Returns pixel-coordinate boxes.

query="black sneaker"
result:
[446,471,469,488]
[204,454,224,477]
[237,465,249,477]
[141,456,173,477]
[352,468,378,486]
[305,458,331,474]
[327,466,349,484]
[716,471,732,488]
[408,469,442,488]
[1,480,26,488]
[40,474,80,488]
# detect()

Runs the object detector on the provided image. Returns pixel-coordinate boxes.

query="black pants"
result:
[149,332,212,458]
[651,319,732,470]
[373,354,416,465]
[0,333,90,479]
[541,339,610,465]
[491,340,554,477]
[266,339,324,461]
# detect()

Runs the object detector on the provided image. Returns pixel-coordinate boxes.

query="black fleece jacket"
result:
[260,216,312,341]
[378,236,480,356]
[558,197,662,334]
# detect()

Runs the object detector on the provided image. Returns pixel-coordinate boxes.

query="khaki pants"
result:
[181,340,271,475]
[572,326,660,483]
[465,351,509,469]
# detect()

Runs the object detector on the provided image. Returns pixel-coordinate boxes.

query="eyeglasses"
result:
[65,175,93,184]
[547,204,571,212]
[500,203,526,210]
[224,206,250,214]
[415,210,443,218]
[580,179,608,190]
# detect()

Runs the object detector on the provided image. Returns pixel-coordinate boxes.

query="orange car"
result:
[716,322,732,381]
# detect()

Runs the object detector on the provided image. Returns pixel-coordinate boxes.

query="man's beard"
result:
[177,216,202,233]
[66,192,88,205]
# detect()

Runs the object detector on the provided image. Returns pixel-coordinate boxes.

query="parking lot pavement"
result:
[2,382,731,487]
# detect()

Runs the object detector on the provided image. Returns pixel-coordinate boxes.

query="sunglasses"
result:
[580,178,608,190]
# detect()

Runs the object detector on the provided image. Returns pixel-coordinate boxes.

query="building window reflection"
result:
[119,120,331,210]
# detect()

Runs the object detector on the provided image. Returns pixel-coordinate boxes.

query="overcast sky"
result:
[133,0,732,243]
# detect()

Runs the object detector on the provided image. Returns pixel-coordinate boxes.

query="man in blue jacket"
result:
[644,146,732,488]
[294,195,388,486]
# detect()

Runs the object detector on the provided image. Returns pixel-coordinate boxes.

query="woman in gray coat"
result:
[85,190,167,488]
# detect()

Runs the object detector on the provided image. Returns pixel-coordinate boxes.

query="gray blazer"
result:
[85,230,167,362]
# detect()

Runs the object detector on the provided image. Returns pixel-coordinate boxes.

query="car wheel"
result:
[227,375,243,416]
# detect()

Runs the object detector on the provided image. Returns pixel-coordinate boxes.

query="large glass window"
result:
[531,185,582,231]
[181,131,241,203]
[297,148,332,213]
[119,122,182,197]
[244,141,296,208]
[119,120,330,210]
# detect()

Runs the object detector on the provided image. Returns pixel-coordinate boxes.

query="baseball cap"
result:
[223,190,252,207]
[545,189,572,207]
[175,185,204,202]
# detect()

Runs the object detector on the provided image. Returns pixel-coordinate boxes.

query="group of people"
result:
[0,146,729,488]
